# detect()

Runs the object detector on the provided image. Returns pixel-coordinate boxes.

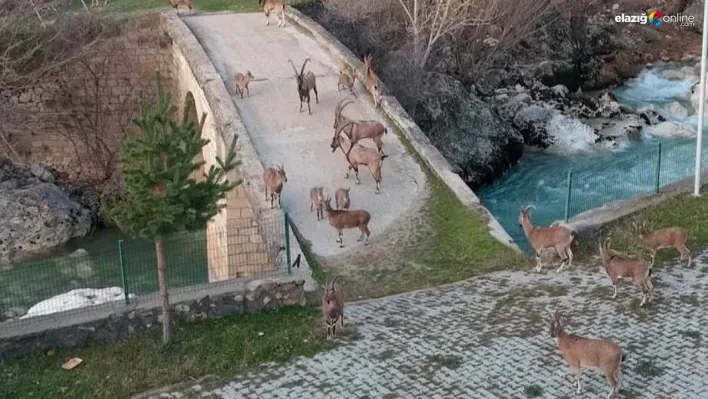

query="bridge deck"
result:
[183,13,426,257]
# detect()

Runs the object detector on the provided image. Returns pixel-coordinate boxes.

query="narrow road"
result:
[182,13,426,257]
[143,253,708,398]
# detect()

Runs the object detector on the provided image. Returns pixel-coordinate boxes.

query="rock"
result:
[0,182,93,263]
[637,105,667,125]
[513,105,558,147]
[639,27,664,43]
[551,84,569,98]
[665,101,689,119]
[511,92,533,105]
[645,121,695,137]
[60,251,95,279]
[415,74,524,188]
[663,69,688,81]
[589,114,643,141]
[685,0,704,33]
[68,248,89,259]
[30,164,55,183]
[612,3,619,10]
[483,37,499,47]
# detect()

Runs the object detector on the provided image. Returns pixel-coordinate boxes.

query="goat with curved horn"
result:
[289,58,318,114]
[330,120,388,193]
[332,98,387,154]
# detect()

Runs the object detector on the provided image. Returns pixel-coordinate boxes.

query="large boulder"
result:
[414,74,524,189]
[685,0,704,34]
[0,159,94,263]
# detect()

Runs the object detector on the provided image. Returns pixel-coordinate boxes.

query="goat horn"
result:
[336,120,358,138]
[339,100,355,117]
[287,59,299,76]
[331,275,343,286]
[335,98,348,116]
[300,58,311,77]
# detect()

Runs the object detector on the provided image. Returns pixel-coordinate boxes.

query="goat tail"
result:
[621,351,627,363]
[380,154,389,161]
[384,128,388,135]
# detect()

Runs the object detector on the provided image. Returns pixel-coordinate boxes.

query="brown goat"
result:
[363,54,382,107]
[288,58,318,115]
[168,0,192,10]
[632,221,691,266]
[234,71,254,98]
[333,99,387,154]
[519,206,575,273]
[322,275,344,339]
[259,0,286,27]
[546,310,625,399]
[323,197,371,248]
[599,238,654,307]
[337,67,357,98]
[330,121,388,193]
[335,188,351,210]
[263,164,287,209]
[310,186,325,221]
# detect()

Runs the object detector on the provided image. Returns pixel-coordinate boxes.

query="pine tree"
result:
[105,73,240,343]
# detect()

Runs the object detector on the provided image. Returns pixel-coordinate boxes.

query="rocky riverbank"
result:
[0,158,99,265]
[297,0,703,189]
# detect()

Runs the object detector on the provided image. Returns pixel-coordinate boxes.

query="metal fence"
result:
[563,140,698,223]
[0,213,292,324]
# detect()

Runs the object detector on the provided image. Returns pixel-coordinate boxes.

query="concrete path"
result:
[142,252,708,399]
[182,14,426,257]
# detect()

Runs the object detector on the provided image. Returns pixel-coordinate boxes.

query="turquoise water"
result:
[478,67,706,252]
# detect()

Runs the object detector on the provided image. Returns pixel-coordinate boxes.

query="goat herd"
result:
[519,205,691,398]
[245,4,697,397]
[235,49,388,251]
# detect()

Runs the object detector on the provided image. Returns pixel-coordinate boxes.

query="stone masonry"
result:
[1,14,175,182]
[0,278,305,360]
[162,14,277,283]
[146,251,708,399]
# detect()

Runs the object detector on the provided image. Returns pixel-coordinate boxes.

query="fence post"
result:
[284,212,292,275]
[118,240,129,305]
[655,142,662,193]
[564,170,573,223]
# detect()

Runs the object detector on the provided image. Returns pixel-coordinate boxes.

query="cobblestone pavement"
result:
[144,252,708,399]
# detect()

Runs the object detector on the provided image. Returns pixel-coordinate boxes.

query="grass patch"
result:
[524,384,544,398]
[634,360,665,378]
[0,306,335,399]
[574,191,708,266]
[679,330,702,340]
[426,354,463,370]
[326,118,526,299]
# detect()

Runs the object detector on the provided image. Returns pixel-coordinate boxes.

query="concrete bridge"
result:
[160,10,516,287]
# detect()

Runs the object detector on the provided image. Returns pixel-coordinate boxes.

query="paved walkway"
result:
[143,251,708,399]
[182,14,426,258]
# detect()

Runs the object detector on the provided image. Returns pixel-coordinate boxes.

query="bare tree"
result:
[450,0,552,85]
[395,0,493,69]
[54,49,137,185]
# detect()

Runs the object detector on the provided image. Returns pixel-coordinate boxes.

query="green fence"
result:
[563,140,699,223]
[0,213,291,323]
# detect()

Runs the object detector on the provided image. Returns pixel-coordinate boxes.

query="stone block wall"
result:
[0,14,175,183]
[163,15,279,283]
[0,278,306,360]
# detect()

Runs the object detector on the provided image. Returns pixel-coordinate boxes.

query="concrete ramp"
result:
[183,13,426,257]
